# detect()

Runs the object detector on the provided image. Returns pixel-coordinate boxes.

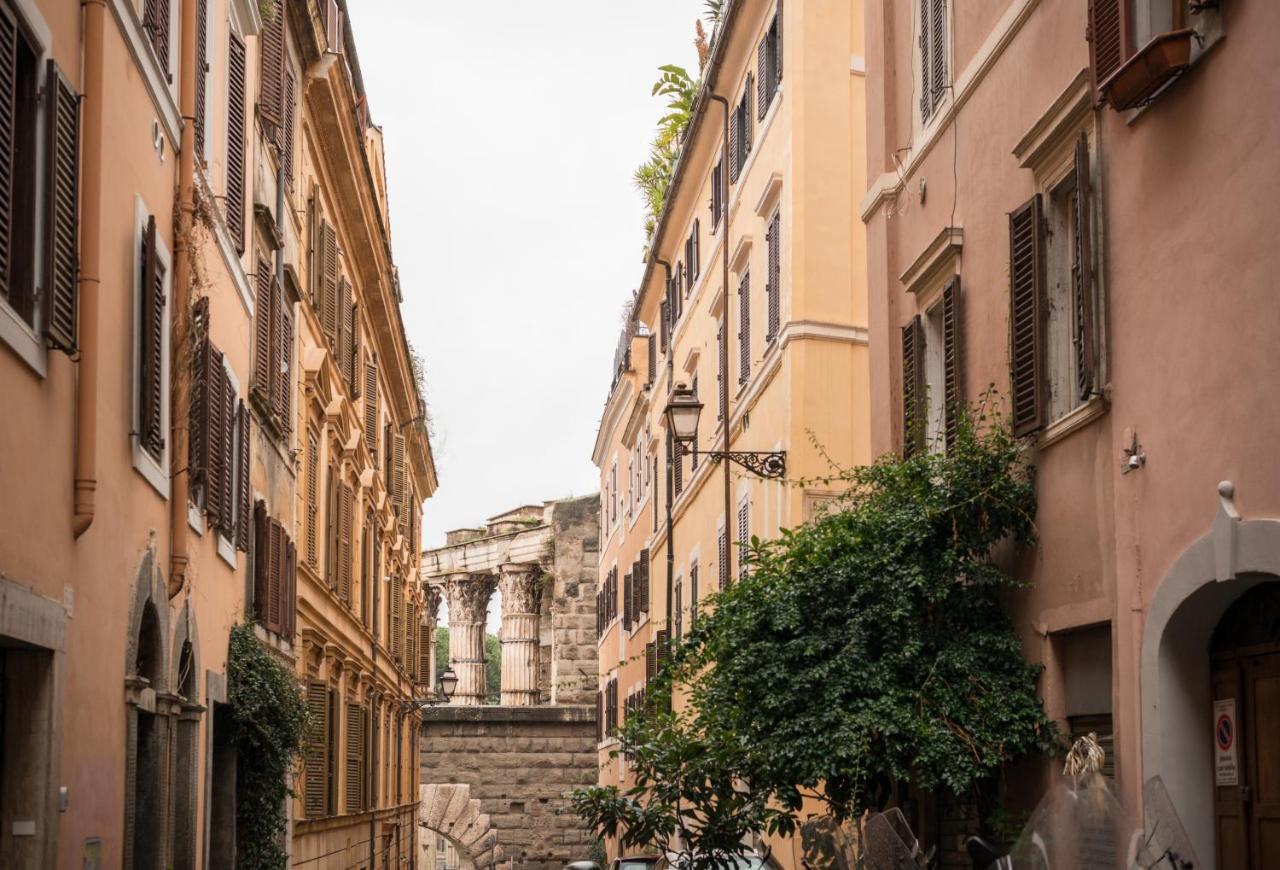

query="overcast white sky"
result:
[355,1,700,554]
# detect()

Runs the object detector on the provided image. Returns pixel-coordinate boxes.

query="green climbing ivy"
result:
[227,621,310,870]
[573,400,1057,866]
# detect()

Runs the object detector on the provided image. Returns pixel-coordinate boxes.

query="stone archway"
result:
[1140,482,1280,867]
[419,783,505,869]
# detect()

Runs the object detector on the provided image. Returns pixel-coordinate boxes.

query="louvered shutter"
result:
[190,320,212,495]
[623,572,632,631]
[306,425,319,565]
[143,0,170,74]
[391,433,406,523]
[646,334,656,384]
[901,316,925,456]
[596,690,602,740]
[349,305,360,395]
[692,219,701,280]
[140,216,166,460]
[742,74,753,159]
[638,549,650,613]
[776,1,784,79]
[931,0,947,109]
[205,349,228,526]
[757,37,768,119]
[738,270,751,384]
[738,499,750,580]
[942,278,964,450]
[321,223,339,350]
[252,262,271,399]
[305,680,329,818]
[406,601,417,676]
[1087,0,1128,101]
[1009,195,1046,437]
[325,469,337,590]
[391,583,402,663]
[345,701,363,813]
[282,70,296,182]
[226,32,246,252]
[690,563,699,615]
[673,441,683,495]
[646,642,656,685]
[253,500,269,623]
[919,0,933,119]
[766,212,780,342]
[283,534,297,639]
[363,357,379,453]
[339,483,353,604]
[193,0,208,155]
[236,402,250,550]
[0,10,15,297]
[219,371,237,532]
[659,300,670,354]
[259,2,284,133]
[718,526,728,587]
[418,621,432,684]
[1073,133,1097,400]
[728,98,740,184]
[274,282,292,430]
[269,518,285,632]
[43,60,79,352]
[338,278,353,385]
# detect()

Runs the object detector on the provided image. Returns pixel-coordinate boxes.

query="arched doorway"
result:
[1209,581,1280,869]
[131,602,164,870]
[418,782,503,869]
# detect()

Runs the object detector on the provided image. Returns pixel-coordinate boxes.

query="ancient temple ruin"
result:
[417,495,600,869]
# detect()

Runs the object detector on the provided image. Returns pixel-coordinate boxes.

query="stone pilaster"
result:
[444,573,496,705]
[498,563,543,706]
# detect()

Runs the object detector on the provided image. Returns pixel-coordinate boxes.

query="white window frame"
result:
[131,195,172,499]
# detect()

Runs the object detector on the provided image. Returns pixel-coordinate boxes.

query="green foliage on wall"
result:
[573,403,1057,866]
[227,621,309,869]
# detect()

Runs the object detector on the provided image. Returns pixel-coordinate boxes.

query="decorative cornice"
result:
[900,226,964,297]
[1013,68,1092,171]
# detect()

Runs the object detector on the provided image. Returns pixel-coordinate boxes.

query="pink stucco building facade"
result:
[863,0,1280,866]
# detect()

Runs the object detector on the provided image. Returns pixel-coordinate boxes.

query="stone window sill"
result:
[1038,395,1108,449]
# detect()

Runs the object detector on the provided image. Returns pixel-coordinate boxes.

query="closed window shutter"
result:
[919,0,932,119]
[363,357,379,453]
[284,534,296,639]
[325,467,337,590]
[659,300,670,353]
[942,278,964,450]
[282,70,296,182]
[391,432,406,523]
[305,680,329,818]
[738,270,751,384]
[728,99,740,184]
[1087,0,1128,100]
[339,482,353,604]
[0,9,15,300]
[218,372,236,533]
[140,216,166,460]
[738,499,750,580]
[194,0,208,156]
[901,315,925,456]
[766,212,780,342]
[143,0,170,74]
[258,2,284,133]
[931,0,947,108]
[673,441,683,495]
[645,642,656,685]
[205,352,228,527]
[391,583,402,662]
[306,425,319,565]
[43,60,79,353]
[269,518,285,632]
[417,621,432,683]
[406,601,417,676]
[623,572,632,631]
[236,402,250,550]
[189,310,212,498]
[742,74,753,160]
[717,323,725,420]
[718,526,728,587]
[776,0,784,79]
[274,280,292,431]
[338,278,353,386]
[1009,195,1046,436]
[1073,133,1097,400]
[690,563,699,616]
[252,261,272,399]
[322,223,339,350]
[692,219,700,280]
[757,36,768,119]
[345,701,363,813]
[253,500,269,623]
[226,32,246,252]
[638,548,650,613]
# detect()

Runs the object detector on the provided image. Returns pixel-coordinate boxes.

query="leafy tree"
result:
[573,405,1056,866]
[635,64,699,245]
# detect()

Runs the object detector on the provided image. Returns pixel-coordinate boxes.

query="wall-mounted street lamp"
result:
[663,383,786,480]
[399,666,459,715]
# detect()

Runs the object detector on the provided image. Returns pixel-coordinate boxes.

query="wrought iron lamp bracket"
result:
[708,450,787,479]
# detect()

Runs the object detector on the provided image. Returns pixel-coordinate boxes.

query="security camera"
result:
[1127,454,1143,471]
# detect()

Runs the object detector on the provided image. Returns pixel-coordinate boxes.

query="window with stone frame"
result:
[918,0,949,123]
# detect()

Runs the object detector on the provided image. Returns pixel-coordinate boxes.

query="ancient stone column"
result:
[444,573,496,705]
[498,563,543,706]
[424,584,442,690]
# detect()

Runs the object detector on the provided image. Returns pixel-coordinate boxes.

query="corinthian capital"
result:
[424,583,443,624]
[498,563,543,616]
[444,573,497,624]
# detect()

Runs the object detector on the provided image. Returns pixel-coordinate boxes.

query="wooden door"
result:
[1245,651,1280,868]
[1214,661,1249,870]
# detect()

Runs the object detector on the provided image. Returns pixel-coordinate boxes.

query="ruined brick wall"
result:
[541,494,599,705]
[420,706,599,870]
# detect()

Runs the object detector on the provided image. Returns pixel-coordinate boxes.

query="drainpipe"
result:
[708,94,734,582]
[73,0,107,537]
[653,258,675,637]
[370,526,380,865]
[167,0,200,595]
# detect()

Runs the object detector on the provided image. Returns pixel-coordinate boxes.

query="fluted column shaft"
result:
[444,574,496,705]
[498,563,542,706]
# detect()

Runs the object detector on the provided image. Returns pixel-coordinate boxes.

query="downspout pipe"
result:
[652,258,675,637]
[167,0,200,595]
[708,94,734,583]
[73,0,107,537]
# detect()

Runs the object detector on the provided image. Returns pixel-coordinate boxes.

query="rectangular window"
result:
[901,278,962,455]
[225,31,246,252]
[674,578,683,639]
[919,0,948,122]
[765,211,781,342]
[690,562,699,621]
[757,11,782,119]
[737,269,751,385]
[718,524,728,587]
[737,497,750,581]
[711,158,724,227]
[730,75,754,183]
[251,262,292,437]
[253,500,297,639]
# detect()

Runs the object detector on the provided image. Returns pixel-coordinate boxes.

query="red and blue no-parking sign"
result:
[1214,698,1239,786]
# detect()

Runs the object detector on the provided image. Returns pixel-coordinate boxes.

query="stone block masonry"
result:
[421,705,599,870]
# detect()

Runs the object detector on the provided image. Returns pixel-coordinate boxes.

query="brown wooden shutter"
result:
[418,621,432,684]
[0,10,14,302]
[1073,132,1097,400]
[391,582,402,662]
[189,311,211,495]
[918,0,932,119]
[1009,195,1046,437]
[283,533,297,639]
[718,526,728,587]
[345,701,363,813]
[205,349,228,526]
[363,357,379,453]
[193,0,208,156]
[738,270,751,384]
[339,482,353,604]
[942,278,964,449]
[321,223,339,350]
[143,0,170,74]
[236,402,250,550]
[252,261,272,399]
[253,500,269,623]
[43,60,79,352]
[325,467,337,590]
[338,278,353,385]
[645,642,656,684]
[1087,0,1128,101]
[273,280,292,431]
[638,549,650,613]
[901,315,925,456]
[623,572,632,631]
[728,98,740,183]
[742,74,753,158]
[673,441,684,495]
[659,299,670,354]
[776,0,784,79]
[306,425,319,565]
[226,32,247,252]
[282,69,296,182]
[766,212,780,342]
[931,0,947,108]
[757,36,768,119]
[391,432,406,521]
[305,679,329,818]
[259,2,284,133]
[692,219,701,280]
[406,601,417,676]
[269,518,285,632]
[140,216,166,460]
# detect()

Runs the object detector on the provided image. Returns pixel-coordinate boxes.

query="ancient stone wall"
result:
[543,495,600,704]
[420,706,598,870]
